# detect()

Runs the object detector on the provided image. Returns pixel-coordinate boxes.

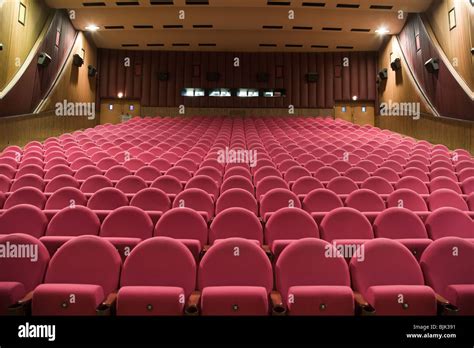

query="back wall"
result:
[97,49,378,109]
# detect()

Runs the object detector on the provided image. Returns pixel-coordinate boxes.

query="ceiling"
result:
[45,0,434,52]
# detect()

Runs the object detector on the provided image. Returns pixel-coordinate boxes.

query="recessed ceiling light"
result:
[375,27,390,35]
[85,25,100,32]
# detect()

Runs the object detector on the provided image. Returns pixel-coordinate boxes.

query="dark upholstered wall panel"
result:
[98,49,378,109]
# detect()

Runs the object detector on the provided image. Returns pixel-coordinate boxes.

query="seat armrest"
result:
[185,291,201,316]
[8,291,33,316]
[97,292,117,316]
[270,291,286,316]
[435,294,459,316]
[354,292,375,316]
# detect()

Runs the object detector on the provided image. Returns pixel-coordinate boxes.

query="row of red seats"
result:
[2,233,473,316]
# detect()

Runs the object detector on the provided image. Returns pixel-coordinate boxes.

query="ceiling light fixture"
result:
[85,25,100,32]
[375,27,390,35]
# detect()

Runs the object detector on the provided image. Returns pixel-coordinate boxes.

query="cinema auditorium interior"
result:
[0,1,474,343]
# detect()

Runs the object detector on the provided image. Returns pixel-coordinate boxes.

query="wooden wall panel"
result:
[98,49,378,109]
[398,14,473,121]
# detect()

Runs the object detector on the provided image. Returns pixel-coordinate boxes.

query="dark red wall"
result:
[0,10,77,117]
[98,49,378,108]
[398,15,473,121]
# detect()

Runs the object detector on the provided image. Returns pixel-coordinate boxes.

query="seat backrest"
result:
[265,207,319,245]
[320,207,373,242]
[223,166,252,182]
[0,204,48,238]
[361,176,394,194]
[45,187,87,210]
[74,165,103,180]
[44,235,121,296]
[395,176,429,194]
[47,206,100,237]
[185,175,219,197]
[302,188,343,213]
[101,206,153,239]
[428,189,468,211]
[87,187,129,210]
[0,233,50,293]
[425,207,474,239]
[284,166,311,182]
[135,166,161,181]
[45,175,79,193]
[198,238,273,293]
[120,237,196,297]
[345,189,385,212]
[105,165,133,181]
[401,167,430,182]
[154,207,208,246]
[373,207,427,239]
[151,175,183,194]
[115,175,148,194]
[314,167,340,181]
[276,238,350,301]
[165,166,192,181]
[4,187,46,209]
[326,177,358,194]
[210,207,263,244]
[255,176,288,199]
[259,188,301,217]
[387,189,428,211]
[350,238,425,297]
[254,166,282,185]
[172,188,215,218]
[429,177,462,194]
[343,167,370,182]
[130,188,171,212]
[44,164,74,180]
[80,175,113,194]
[11,174,44,192]
[420,237,474,300]
[215,188,258,215]
[372,168,400,182]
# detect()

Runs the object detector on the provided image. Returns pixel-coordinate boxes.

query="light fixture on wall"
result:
[352,95,358,101]
[375,27,390,35]
[117,92,124,99]
[85,24,100,32]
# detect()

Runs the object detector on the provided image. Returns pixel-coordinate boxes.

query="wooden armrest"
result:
[270,291,286,316]
[185,291,201,316]
[354,292,375,316]
[96,292,117,316]
[7,291,34,316]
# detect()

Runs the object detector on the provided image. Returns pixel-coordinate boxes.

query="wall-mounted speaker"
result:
[88,65,97,77]
[306,73,319,83]
[378,68,388,80]
[37,52,52,67]
[257,72,269,83]
[73,54,84,67]
[158,72,169,81]
[424,58,439,73]
[207,72,220,82]
[390,58,401,71]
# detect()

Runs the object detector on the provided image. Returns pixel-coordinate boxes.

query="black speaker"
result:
[37,52,52,67]
[158,72,169,81]
[390,58,401,71]
[88,65,97,77]
[73,54,84,67]
[424,58,439,73]
[378,68,388,80]
[306,73,318,83]
[257,72,269,83]
[207,72,220,82]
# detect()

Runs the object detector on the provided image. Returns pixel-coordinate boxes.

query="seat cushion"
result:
[286,285,354,316]
[445,284,474,315]
[366,285,436,316]
[201,286,268,316]
[0,282,25,314]
[117,286,185,316]
[32,283,104,316]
